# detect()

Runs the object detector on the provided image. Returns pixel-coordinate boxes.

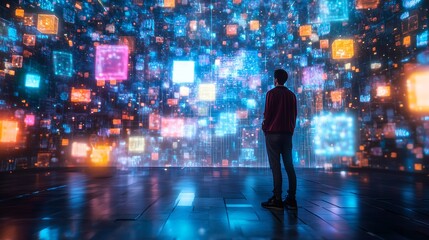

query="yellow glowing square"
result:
[403,36,411,47]
[163,0,175,8]
[90,146,111,166]
[407,70,429,112]
[249,20,260,31]
[414,163,422,171]
[376,86,390,97]
[332,39,354,59]
[299,25,312,37]
[198,83,216,101]
[331,91,342,103]
[0,121,18,143]
[129,136,145,153]
[61,139,69,146]
[37,14,59,34]
[15,9,24,18]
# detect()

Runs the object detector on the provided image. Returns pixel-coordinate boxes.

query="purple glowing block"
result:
[95,45,129,81]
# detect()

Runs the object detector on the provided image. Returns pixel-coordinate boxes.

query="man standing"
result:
[261,69,298,210]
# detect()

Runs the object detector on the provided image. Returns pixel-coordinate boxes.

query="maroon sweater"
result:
[262,85,297,134]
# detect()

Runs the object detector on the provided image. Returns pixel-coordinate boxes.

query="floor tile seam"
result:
[0,184,67,203]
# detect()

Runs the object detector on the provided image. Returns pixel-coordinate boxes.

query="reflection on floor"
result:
[0,167,428,239]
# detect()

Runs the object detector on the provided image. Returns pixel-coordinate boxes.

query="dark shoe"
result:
[261,196,283,210]
[283,197,297,210]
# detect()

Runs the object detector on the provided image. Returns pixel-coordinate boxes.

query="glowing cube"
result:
[15,9,24,17]
[302,65,325,90]
[71,88,91,103]
[320,39,329,49]
[95,45,129,81]
[407,69,429,112]
[161,118,184,137]
[215,112,237,137]
[355,0,379,9]
[249,20,260,31]
[37,14,58,34]
[90,146,111,166]
[299,25,312,37]
[331,90,342,103]
[198,83,216,101]
[24,14,35,26]
[172,61,195,83]
[163,0,175,8]
[25,73,41,88]
[332,39,354,60]
[23,34,36,46]
[226,25,238,36]
[12,55,23,68]
[313,113,355,156]
[403,36,411,47]
[0,121,18,143]
[53,51,73,77]
[308,0,349,23]
[24,114,35,126]
[376,86,390,97]
[149,113,161,130]
[129,136,145,153]
[179,86,190,96]
[71,142,89,157]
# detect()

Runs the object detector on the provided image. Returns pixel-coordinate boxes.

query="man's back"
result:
[262,86,297,134]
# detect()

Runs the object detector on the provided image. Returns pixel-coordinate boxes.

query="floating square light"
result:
[95,45,129,81]
[24,114,35,126]
[172,61,195,83]
[179,86,190,96]
[161,118,184,137]
[24,14,35,26]
[37,14,59,34]
[215,112,237,137]
[11,55,23,68]
[407,69,429,112]
[71,88,91,103]
[23,34,36,46]
[90,146,111,166]
[71,142,89,157]
[226,24,238,36]
[249,20,260,31]
[198,83,216,101]
[331,90,342,103]
[313,113,355,156]
[376,86,390,97]
[129,136,145,153]
[299,25,312,37]
[320,39,329,49]
[53,51,73,77]
[149,113,161,130]
[15,9,24,18]
[163,0,175,8]
[309,0,349,23]
[302,65,325,90]
[0,120,18,143]
[25,73,41,88]
[355,0,379,9]
[332,39,354,59]
[403,36,411,47]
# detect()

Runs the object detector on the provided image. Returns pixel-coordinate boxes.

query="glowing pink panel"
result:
[95,45,129,81]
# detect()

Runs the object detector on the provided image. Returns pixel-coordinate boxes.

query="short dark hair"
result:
[274,69,288,85]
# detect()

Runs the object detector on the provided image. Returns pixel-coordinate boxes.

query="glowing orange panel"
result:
[163,0,175,8]
[23,34,36,46]
[0,121,18,143]
[249,20,260,31]
[90,146,111,166]
[403,36,411,47]
[320,39,329,49]
[37,14,59,34]
[15,9,24,18]
[299,25,312,37]
[226,25,238,36]
[71,88,91,103]
[331,91,342,103]
[332,39,354,59]
[355,0,379,9]
[407,70,429,112]
[376,86,390,97]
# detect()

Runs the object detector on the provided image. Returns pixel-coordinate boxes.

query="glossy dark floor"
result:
[0,167,429,240]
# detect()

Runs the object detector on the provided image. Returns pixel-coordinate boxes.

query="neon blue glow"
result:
[215,112,237,137]
[25,73,41,88]
[403,0,422,9]
[172,61,195,83]
[53,51,73,77]
[360,94,371,103]
[313,113,355,156]
[395,129,410,138]
[416,31,428,48]
[308,0,349,23]
[176,192,195,206]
